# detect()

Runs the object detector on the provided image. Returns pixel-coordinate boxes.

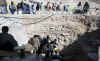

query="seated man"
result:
[0,26,18,51]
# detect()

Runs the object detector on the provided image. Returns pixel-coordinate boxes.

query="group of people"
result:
[0,1,90,14]
[0,26,64,56]
[9,1,42,14]
[0,25,99,61]
[74,1,90,14]
[9,1,90,14]
[24,34,65,55]
[45,1,90,14]
[45,2,62,11]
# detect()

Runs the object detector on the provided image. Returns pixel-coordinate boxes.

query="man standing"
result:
[9,1,16,14]
[83,1,90,13]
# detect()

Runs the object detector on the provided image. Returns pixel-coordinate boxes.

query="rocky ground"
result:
[0,14,99,49]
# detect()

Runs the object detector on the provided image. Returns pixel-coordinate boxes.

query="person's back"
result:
[0,26,18,51]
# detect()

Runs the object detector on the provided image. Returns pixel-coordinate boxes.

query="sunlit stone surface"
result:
[0,14,99,49]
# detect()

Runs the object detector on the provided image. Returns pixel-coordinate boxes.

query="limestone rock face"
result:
[0,14,99,49]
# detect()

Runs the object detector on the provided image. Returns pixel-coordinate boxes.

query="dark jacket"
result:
[0,33,18,51]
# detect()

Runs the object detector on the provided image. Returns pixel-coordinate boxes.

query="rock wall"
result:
[0,14,99,48]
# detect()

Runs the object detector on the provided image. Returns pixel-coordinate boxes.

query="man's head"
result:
[2,26,9,33]
[11,1,14,5]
